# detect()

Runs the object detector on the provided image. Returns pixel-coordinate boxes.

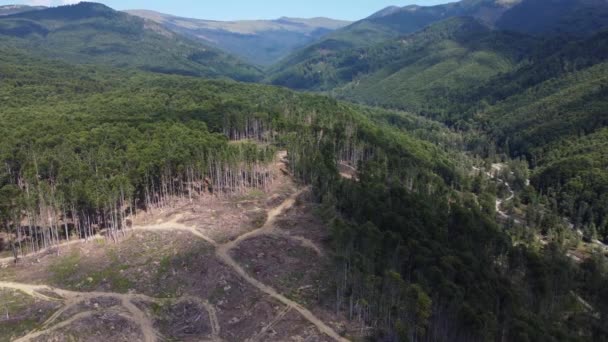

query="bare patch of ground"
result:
[0,151,355,341]
[231,234,355,339]
[31,310,142,342]
[249,307,334,342]
[0,289,60,342]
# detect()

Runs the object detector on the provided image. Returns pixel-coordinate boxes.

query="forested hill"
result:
[266,0,519,87]
[267,0,608,90]
[1,1,608,340]
[0,2,262,81]
[2,45,608,340]
[271,16,536,95]
[262,1,608,242]
[496,0,608,36]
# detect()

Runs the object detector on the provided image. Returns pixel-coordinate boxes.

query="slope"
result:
[483,58,608,237]
[267,0,522,89]
[126,9,351,67]
[0,2,262,81]
[2,46,608,341]
[496,0,608,35]
[333,17,537,115]
[267,0,608,90]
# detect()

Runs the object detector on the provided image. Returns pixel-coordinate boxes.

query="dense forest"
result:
[0,3,262,81]
[267,7,608,244]
[1,43,608,341]
[1,1,608,341]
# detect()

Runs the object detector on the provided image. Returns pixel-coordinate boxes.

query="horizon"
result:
[0,0,450,21]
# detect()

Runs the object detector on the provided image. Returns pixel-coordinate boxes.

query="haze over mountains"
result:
[0,4,45,16]
[1,0,608,341]
[126,9,351,66]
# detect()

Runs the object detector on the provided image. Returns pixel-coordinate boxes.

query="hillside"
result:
[484,60,608,237]
[264,0,608,241]
[342,22,608,240]
[267,0,520,88]
[1,1,608,341]
[0,2,262,81]
[268,0,608,90]
[496,0,608,35]
[3,44,608,340]
[334,18,530,114]
[126,9,350,66]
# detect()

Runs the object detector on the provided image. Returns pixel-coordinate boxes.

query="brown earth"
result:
[0,152,360,342]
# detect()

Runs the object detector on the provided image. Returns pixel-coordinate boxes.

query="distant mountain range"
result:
[126,10,350,66]
[0,2,261,81]
[0,4,46,16]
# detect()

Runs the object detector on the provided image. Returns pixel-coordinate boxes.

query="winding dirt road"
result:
[215,188,348,342]
[0,280,222,342]
[128,187,346,341]
[0,281,160,342]
[2,151,347,341]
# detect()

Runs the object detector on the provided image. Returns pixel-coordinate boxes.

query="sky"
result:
[0,0,450,21]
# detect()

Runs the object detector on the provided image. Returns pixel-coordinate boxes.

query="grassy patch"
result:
[231,188,267,204]
[0,265,16,281]
[49,250,81,284]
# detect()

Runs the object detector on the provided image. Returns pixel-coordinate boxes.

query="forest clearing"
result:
[0,152,355,342]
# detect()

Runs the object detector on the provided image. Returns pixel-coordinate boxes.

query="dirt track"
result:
[129,186,345,340]
[0,281,160,342]
[2,151,348,341]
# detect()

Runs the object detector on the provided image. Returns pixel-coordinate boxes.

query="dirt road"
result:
[3,150,347,341]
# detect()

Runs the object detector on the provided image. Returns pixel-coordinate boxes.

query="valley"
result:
[1,0,608,341]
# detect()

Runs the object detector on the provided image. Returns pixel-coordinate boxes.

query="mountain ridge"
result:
[126,9,351,66]
[268,0,608,88]
[0,4,46,16]
[0,2,262,81]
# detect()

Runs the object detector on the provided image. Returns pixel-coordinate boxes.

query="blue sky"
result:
[1,0,450,21]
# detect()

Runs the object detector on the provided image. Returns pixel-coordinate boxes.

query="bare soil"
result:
[0,152,358,341]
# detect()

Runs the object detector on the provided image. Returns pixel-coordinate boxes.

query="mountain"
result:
[267,0,521,87]
[333,17,537,114]
[268,16,536,95]
[266,0,608,242]
[477,32,608,233]
[0,2,262,81]
[0,4,45,16]
[126,9,350,66]
[268,0,608,89]
[497,0,608,35]
[2,44,607,342]
[332,15,608,239]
